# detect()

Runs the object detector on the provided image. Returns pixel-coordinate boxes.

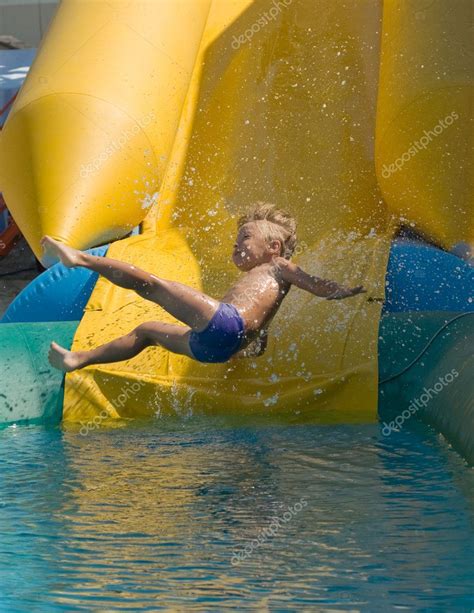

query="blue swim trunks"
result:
[189,302,245,363]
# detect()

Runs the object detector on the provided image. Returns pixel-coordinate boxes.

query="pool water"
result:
[0,419,473,611]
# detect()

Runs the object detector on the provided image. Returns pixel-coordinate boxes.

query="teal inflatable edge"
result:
[379,312,474,465]
[0,321,79,427]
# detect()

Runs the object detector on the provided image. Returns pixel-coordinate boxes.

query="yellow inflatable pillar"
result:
[376,0,473,249]
[0,0,212,263]
[63,0,394,424]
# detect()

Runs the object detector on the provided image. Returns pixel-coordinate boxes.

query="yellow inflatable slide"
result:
[0,0,470,424]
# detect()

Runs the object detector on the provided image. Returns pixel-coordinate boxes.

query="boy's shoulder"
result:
[248,261,274,273]
[258,258,295,286]
[247,259,295,283]
[271,256,296,275]
[269,257,300,285]
[251,261,284,276]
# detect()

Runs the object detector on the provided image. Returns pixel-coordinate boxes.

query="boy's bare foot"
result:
[48,341,82,372]
[40,235,84,268]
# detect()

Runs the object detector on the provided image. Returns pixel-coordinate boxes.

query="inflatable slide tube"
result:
[0,0,212,263]
[0,321,79,427]
[383,239,474,313]
[1,245,108,323]
[375,0,473,248]
[378,312,474,465]
[62,0,391,424]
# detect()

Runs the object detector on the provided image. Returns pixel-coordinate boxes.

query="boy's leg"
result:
[105,260,219,331]
[90,256,221,331]
[40,237,220,331]
[48,322,193,372]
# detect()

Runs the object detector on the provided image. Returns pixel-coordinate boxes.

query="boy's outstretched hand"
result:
[327,285,367,300]
[40,235,84,268]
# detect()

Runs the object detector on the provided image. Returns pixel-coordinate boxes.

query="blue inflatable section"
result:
[1,245,108,323]
[383,239,473,313]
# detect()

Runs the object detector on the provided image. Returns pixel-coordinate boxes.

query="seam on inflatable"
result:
[379,312,471,384]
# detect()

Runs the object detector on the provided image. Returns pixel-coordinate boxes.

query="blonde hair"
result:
[238,202,297,259]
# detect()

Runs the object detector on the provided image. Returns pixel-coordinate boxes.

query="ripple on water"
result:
[0,421,473,610]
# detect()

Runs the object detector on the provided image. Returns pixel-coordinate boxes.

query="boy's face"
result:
[232,221,280,271]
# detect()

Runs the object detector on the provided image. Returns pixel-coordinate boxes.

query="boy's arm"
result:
[275,257,366,299]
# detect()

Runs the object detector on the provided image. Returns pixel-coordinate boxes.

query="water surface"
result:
[0,419,473,611]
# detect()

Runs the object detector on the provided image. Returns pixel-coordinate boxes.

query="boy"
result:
[41,203,366,371]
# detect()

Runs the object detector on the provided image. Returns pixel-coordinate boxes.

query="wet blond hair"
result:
[238,202,297,259]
